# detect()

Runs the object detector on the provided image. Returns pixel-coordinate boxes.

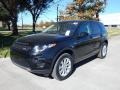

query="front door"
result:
[74,21,93,62]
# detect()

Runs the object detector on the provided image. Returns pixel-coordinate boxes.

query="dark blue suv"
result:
[10,20,108,80]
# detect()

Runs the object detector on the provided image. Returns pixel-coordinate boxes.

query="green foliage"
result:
[0,30,41,58]
[19,0,54,32]
[0,27,7,31]
[0,3,11,30]
[0,0,54,33]
[60,0,106,21]
[0,4,9,19]
[0,0,25,35]
[0,32,17,58]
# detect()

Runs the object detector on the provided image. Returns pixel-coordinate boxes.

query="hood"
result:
[16,33,66,45]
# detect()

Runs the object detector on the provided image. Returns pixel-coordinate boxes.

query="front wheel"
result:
[98,43,108,59]
[52,53,74,81]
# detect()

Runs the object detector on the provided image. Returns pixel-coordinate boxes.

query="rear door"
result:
[90,22,101,51]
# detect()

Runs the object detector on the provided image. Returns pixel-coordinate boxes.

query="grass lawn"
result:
[0,28,120,58]
[107,28,120,37]
[0,31,41,58]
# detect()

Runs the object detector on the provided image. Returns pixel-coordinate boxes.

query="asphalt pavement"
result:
[0,36,120,90]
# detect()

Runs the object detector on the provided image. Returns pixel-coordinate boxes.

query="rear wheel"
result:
[52,53,73,81]
[98,43,108,59]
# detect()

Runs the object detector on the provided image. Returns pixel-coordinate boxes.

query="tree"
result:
[60,0,106,21]
[20,0,54,32]
[0,3,11,30]
[90,0,107,20]
[0,0,22,35]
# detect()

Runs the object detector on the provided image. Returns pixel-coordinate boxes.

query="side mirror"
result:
[78,32,89,38]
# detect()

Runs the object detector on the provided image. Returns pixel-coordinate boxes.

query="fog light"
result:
[37,62,46,68]
[32,57,39,63]
[32,57,44,63]
[32,57,46,68]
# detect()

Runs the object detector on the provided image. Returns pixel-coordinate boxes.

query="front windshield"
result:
[42,22,79,36]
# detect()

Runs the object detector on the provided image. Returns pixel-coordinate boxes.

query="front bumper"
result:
[10,49,52,75]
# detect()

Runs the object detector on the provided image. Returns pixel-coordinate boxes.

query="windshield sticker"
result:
[73,22,78,25]
[65,30,71,36]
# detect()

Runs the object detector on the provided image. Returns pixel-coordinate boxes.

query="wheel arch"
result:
[50,48,75,74]
[104,40,108,45]
[101,38,108,46]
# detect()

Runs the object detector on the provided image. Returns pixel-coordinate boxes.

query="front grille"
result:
[11,54,30,68]
[11,42,32,70]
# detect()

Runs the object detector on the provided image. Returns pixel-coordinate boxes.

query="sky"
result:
[100,13,120,25]
[18,0,120,26]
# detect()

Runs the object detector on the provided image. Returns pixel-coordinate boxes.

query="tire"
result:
[52,53,74,81]
[98,43,108,59]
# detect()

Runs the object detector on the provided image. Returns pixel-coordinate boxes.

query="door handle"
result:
[91,36,100,39]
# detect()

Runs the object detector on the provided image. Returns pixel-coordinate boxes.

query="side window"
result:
[91,22,101,35]
[78,22,91,34]
[99,23,106,33]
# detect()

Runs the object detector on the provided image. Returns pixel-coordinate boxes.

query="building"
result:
[100,13,120,28]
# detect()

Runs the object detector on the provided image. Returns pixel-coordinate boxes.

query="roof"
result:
[59,20,100,23]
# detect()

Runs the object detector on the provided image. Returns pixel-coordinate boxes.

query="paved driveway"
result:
[0,36,120,90]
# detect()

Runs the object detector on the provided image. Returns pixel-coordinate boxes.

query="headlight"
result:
[32,43,56,55]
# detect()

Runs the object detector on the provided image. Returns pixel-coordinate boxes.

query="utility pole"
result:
[21,13,23,30]
[56,4,59,31]
[57,4,59,22]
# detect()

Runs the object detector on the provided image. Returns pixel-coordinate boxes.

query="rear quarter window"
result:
[98,22,108,36]
[99,22,107,33]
